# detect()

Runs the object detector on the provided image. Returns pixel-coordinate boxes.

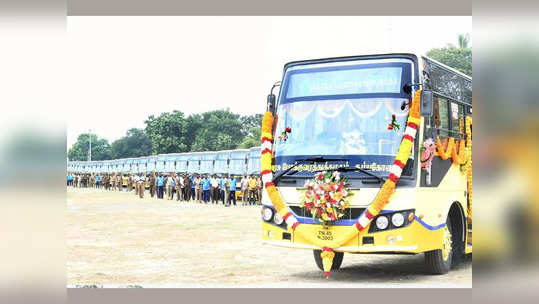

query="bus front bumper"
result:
[261,219,444,254]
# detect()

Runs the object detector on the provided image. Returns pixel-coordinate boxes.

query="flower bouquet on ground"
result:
[300,171,353,224]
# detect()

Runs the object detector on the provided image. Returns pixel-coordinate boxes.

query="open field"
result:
[67,187,471,287]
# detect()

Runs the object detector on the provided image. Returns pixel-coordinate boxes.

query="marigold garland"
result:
[465,117,472,220]
[435,136,454,160]
[260,90,423,278]
[451,139,468,165]
[320,247,335,278]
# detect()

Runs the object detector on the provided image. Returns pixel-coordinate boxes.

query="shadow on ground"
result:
[290,253,472,283]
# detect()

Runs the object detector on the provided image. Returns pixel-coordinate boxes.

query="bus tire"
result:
[313,249,344,272]
[424,216,453,274]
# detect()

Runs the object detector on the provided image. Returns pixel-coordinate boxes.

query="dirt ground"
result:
[67,187,472,287]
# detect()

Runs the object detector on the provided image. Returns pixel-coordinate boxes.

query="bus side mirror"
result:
[420,90,434,117]
[267,94,276,113]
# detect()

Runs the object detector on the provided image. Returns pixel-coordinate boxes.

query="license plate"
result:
[316,228,334,241]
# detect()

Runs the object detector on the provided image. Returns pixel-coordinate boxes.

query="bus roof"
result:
[283,52,471,80]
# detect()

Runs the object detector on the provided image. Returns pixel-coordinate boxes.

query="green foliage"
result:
[144,110,190,154]
[68,133,112,161]
[458,33,470,49]
[70,110,265,159]
[238,114,263,149]
[190,109,243,152]
[110,128,152,159]
[426,33,472,76]
[238,126,261,149]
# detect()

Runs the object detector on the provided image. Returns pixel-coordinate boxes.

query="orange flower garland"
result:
[436,136,454,160]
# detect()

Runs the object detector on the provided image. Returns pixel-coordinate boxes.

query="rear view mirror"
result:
[267,94,276,114]
[420,90,434,117]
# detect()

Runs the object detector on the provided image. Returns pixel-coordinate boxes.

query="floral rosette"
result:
[301,171,352,224]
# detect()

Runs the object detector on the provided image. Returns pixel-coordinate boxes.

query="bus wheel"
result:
[313,249,344,272]
[425,217,453,274]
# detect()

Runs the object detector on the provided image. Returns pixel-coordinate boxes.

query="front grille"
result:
[289,206,365,221]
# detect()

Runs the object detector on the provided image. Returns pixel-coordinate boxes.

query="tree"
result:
[238,113,263,149]
[190,109,244,151]
[426,33,472,76]
[458,33,470,49]
[68,133,112,161]
[238,126,261,149]
[110,128,152,159]
[144,110,190,154]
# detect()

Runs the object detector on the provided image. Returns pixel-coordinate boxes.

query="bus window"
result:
[435,97,450,138]
[450,102,465,138]
[426,96,451,139]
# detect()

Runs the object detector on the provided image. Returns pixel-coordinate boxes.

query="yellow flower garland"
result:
[451,139,468,165]
[465,117,472,220]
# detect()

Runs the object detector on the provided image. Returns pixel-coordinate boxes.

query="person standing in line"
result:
[183,174,190,202]
[95,174,101,188]
[179,174,185,201]
[149,172,156,198]
[122,174,127,191]
[228,176,237,207]
[210,175,219,204]
[256,175,262,204]
[117,173,122,191]
[127,174,132,192]
[167,173,174,200]
[194,175,201,203]
[162,173,167,198]
[240,174,249,206]
[248,175,257,205]
[89,174,94,189]
[219,175,226,205]
[176,174,184,201]
[202,175,210,204]
[223,175,230,206]
[156,173,164,199]
[189,174,196,201]
[141,173,147,198]
[132,174,137,196]
[134,174,139,198]
[113,173,118,191]
[172,173,177,200]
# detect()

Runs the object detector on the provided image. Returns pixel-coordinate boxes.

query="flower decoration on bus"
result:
[300,170,352,224]
[278,126,292,143]
[420,138,436,170]
[387,114,400,132]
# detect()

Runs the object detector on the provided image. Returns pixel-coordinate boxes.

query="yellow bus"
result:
[260,53,472,275]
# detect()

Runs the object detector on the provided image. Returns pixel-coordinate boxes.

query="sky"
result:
[66,16,471,148]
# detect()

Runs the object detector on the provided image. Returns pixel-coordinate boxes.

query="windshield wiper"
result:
[272,156,348,184]
[314,165,385,183]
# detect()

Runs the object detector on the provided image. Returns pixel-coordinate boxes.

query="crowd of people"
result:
[66,172,263,206]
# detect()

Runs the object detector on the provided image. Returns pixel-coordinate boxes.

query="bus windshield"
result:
[274,58,414,177]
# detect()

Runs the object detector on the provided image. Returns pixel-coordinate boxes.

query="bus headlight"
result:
[391,213,405,227]
[273,212,283,225]
[262,207,273,222]
[375,216,389,230]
